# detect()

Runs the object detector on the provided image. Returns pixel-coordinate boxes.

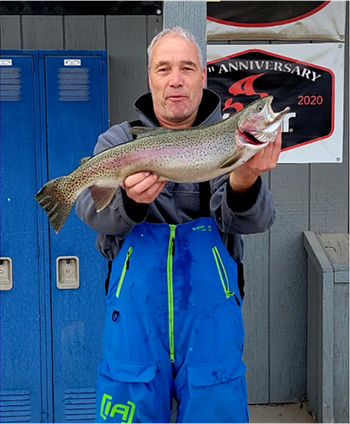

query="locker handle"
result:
[0,257,13,291]
[56,256,79,289]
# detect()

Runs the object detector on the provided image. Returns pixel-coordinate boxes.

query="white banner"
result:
[207,1,346,42]
[207,43,344,163]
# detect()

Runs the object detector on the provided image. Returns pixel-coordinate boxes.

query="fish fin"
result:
[35,177,74,234]
[219,153,243,170]
[129,126,171,139]
[80,156,92,165]
[88,185,118,212]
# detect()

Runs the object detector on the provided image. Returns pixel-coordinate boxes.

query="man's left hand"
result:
[229,128,282,193]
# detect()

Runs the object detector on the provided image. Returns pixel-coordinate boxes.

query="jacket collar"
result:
[134,89,223,128]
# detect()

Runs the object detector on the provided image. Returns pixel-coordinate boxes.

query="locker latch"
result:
[0,257,13,291]
[56,256,79,289]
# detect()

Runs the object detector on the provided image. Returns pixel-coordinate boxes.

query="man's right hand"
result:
[122,172,166,204]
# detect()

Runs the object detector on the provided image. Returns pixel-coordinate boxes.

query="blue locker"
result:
[40,51,107,423]
[1,50,108,423]
[0,52,42,423]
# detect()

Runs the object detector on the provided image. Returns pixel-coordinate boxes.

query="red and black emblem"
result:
[207,49,334,151]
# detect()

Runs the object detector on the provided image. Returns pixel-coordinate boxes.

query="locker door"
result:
[0,53,42,423]
[42,53,107,423]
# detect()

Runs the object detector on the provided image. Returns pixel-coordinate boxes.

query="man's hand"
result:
[123,172,166,204]
[229,128,282,193]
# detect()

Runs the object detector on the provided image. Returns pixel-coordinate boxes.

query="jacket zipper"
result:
[212,246,240,305]
[167,225,176,362]
[116,246,133,298]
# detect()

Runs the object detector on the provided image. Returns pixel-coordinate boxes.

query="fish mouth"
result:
[239,130,267,146]
[239,98,291,146]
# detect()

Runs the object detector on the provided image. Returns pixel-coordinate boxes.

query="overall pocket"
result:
[115,246,133,298]
[105,242,133,302]
[181,358,248,423]
[98,359,157,384]
[97,359,157,423]
[212,246,241,306]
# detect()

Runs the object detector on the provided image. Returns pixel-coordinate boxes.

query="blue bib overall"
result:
[96,217,248,423]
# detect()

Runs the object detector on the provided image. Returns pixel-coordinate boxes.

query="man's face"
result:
[148,35,206,129]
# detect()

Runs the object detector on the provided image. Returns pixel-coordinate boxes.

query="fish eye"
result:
[257,104,264,112]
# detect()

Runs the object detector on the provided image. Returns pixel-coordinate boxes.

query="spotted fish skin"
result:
[35,96,290,233]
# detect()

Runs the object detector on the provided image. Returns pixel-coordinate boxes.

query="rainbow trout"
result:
[35,96,289,233]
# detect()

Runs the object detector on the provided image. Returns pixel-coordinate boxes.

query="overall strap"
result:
[105,259,113,295]
[199,181,211,217]
[129,119,143,127]
[129,119,144,140]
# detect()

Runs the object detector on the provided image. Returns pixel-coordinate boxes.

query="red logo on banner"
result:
[223,73,268,112]
[207,49,334,151]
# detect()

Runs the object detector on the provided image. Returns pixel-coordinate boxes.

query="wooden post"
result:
[162,1,207,65]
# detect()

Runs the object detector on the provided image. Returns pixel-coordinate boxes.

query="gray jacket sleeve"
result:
[75,122,148,240]
[210,175,276,235]
[208,175,275,263]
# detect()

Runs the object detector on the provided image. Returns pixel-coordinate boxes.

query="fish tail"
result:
[35,176,74,233]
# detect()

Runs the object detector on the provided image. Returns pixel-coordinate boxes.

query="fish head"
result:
[236,96,290,149]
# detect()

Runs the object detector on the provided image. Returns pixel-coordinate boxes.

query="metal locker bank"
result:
[1,50,109,423]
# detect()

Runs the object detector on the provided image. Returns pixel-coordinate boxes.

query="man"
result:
[76,26,281,423]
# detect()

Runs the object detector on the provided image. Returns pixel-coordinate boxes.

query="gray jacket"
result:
[76,89,276,263]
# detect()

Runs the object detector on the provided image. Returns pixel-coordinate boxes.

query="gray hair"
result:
[147,26,204,69]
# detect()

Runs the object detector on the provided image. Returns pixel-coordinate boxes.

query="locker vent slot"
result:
[65,388,96,422]
[58,68,90,102]
[0,390,31,422]
[0,68,21,102]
